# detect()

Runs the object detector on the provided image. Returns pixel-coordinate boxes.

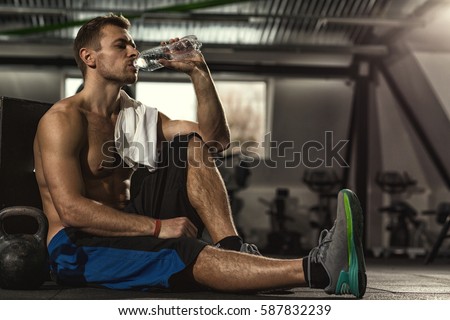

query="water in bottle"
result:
[134,35,202,72]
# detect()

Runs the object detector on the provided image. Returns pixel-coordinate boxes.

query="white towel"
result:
[114,90,158,171]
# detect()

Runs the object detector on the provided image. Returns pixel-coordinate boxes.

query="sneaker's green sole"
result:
[335,190,367,298]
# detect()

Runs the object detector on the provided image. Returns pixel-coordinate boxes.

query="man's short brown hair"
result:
[73,13,131,78]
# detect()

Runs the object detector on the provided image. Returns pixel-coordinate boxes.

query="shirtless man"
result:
[33,14,366,297]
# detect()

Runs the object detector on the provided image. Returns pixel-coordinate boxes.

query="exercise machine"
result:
[375,171,432,259]
[258,188,302,255]
[303,169,341,231]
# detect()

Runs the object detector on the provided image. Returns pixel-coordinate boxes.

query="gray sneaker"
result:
[307,189,366,298]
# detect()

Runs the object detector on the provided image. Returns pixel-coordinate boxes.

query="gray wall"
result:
[0,68,62,104]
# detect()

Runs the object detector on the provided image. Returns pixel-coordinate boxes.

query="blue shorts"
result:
[48,228,207,290]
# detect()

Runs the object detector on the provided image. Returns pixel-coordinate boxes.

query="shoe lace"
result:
[308,229,333,264]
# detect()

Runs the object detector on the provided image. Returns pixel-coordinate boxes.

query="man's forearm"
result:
[58,196,155,237]
[191,68,230,151]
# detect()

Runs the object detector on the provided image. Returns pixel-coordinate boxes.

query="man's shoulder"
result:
[37,96,86,143]
[41,97,85,125]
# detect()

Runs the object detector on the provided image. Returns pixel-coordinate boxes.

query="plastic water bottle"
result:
[134,35,202,71]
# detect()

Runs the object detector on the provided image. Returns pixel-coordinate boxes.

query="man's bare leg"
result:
[192,246,305,292]
[189,189,366,298]
[181,162,365,298]
[186,135,240,243]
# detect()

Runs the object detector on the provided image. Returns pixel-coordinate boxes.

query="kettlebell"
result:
[0,206,49,290]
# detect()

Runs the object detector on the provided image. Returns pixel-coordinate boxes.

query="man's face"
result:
[95,24,139,85]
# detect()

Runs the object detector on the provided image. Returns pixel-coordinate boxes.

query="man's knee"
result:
[186,133,204,150]
[186,134,217,168]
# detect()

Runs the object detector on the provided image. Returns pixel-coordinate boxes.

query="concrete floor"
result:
[0,257,449,300]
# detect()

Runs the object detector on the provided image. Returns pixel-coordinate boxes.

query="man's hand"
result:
[158,217,198,238]
[158,37,208,76]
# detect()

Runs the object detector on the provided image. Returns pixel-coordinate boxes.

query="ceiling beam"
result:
[0,55,352,77]
[375,0,447,44]
[0,6,428,26]
[318,17,425,28]
[0,38,388,57]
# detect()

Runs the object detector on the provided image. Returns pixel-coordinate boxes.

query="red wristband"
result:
[153,219,161,238]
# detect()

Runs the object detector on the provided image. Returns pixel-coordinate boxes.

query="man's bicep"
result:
[158,111,200,141]
[41,145,86,199]
[37,113,86,208]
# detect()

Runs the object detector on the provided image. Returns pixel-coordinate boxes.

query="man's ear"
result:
[80,48,96,68]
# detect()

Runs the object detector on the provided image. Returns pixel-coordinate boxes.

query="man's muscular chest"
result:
[78,113,132,208]
[81,113,129,178]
